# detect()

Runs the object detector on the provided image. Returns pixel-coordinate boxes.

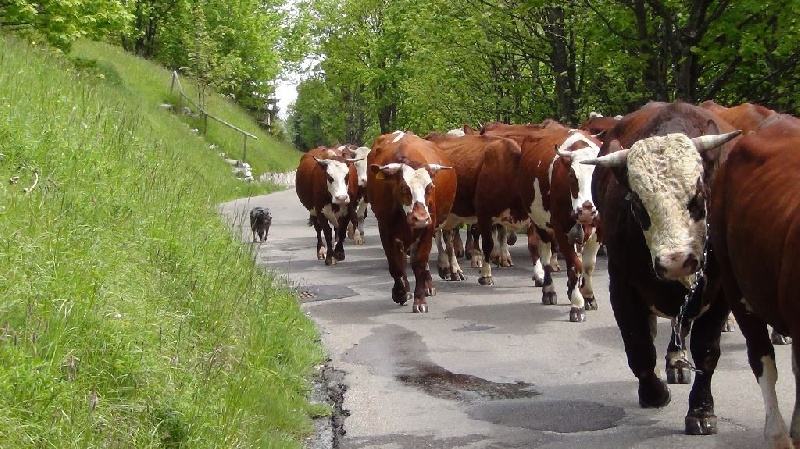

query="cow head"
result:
[370,162,452,228]
[555,131,602,229]
[342,146,371,187]
[582,131,740,280]
[314,156,351,205]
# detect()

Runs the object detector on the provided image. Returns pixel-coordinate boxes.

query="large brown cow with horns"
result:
[585,101,741,435]
[366,131,457,313]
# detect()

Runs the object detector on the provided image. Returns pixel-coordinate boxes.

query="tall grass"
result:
[0,34,324,447]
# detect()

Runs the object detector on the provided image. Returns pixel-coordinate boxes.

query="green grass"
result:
[0,34,324,447]
[69,40,303,188]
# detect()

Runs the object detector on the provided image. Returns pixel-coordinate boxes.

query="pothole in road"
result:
[468,399,625,433]
[396,361,540,402]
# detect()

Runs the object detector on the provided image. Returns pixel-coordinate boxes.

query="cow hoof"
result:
[426,287,436,297]
[772,332,792,345]
[450,271,465,281]
[412,304,428,313]
[584,297,598,310]
[393,291,410,305]
[638,377,671,408]
[478,276,494,286]
[685,412,718,435]
[569,307,586,322]
[325,257,337,266]
[550,263,561,272]
[542,292,557,305]
[354,236,364,245]
[722,320,735,332]
[335,251,345,261]
[666,362,693,384]
[317,252,326,261]
[438,267,449,280]
[500,260,513,268]
[533,278,544,287]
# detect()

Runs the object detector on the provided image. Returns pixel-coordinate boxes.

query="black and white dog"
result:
[249,206,272,243]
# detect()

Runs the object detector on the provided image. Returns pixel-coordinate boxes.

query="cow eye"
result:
[687,193,706,221]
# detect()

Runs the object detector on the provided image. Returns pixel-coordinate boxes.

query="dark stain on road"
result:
[396,361,540,402]
[469,399,625,433]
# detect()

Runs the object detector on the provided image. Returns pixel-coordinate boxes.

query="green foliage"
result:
[0,0,132,51]
[0,34,323,446]
[293,0,800,144]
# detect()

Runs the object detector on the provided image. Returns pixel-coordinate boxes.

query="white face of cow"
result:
[373,162,450,228]
[626,134,706,280]
[315,157,351,205]
[557,131,601,224]
[351,146,371,187]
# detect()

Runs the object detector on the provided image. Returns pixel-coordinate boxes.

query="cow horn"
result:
[691,130,742,151]
[345,157,366,163]
[580,149,629,167]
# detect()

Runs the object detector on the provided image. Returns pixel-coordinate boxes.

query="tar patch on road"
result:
[297,284,357,303]
[469,399,625,433]
[397,361,540,402]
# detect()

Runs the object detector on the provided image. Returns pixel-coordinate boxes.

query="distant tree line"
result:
[289,0,800,151]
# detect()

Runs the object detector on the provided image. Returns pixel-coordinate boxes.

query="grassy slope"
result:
[71,40,303,189]
[0,35,323,447]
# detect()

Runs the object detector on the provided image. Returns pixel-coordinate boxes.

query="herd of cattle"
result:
[292,100,800,448]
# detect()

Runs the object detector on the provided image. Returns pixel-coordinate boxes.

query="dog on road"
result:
[250,206,272,243]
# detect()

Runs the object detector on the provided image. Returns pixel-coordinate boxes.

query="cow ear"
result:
[556,145,574,164]
[314,156,332,168]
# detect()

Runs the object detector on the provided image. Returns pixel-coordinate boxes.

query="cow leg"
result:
[411,229,435,312]
[468,225,482,268]
[477,221,495,286]
[610,280,670,408]
[352,200,367,245]
[493,225,513,267]
[436,228,450,279]
[333,217,347,261]
[527,226,545,287]
[452,226,465,259]
[539,239,557,305]
[444,229,465,281]
[665,319,693,385]
[738,310,791,448]
[557,233,585,322]
[684,295,729,435]
[579,232,601,310]
[436,229,465,281]
[378,222,410,306]
[322,219,337,266]
[549,238,561,272]
[791,342,800,446]
[312,216,326,261]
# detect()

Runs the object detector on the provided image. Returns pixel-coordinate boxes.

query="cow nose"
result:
[334,195,350,205]
[654,257,668,278]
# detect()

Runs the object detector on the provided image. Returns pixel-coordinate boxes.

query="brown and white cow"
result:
[339,144,372,245]
[513,124,603,322]
[696,114,800,448]
[585,100,740,435]
[295,146,359,265]
[366,131,457,313]
[424,132,528,283]
[480,121,565,274]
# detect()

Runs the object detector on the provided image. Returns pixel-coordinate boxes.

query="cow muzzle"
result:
[407,202,432,228]
[572,201,597,225]
[334,194,350,205]
[654,252,700,280]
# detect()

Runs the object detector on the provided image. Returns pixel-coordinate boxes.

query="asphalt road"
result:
[220,188,793,449]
